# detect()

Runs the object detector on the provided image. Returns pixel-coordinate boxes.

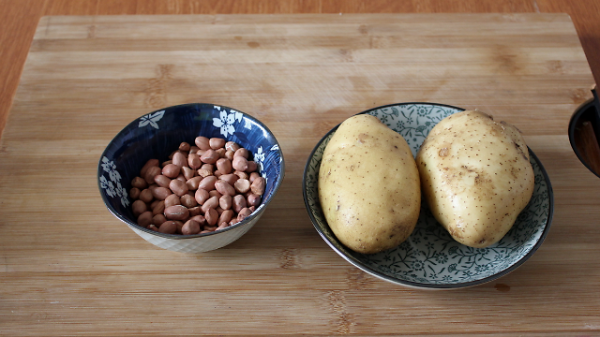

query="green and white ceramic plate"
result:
[303,102,554,289]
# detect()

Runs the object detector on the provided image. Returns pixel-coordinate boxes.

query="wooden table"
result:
[2,0,600,140]
[1,5,600,337]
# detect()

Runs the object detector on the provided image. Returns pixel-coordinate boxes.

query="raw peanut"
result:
[151,186,172,200]
[234,171,249,180]
[164,194,181,208]
[195,188,210,205]
[132,200,148,217]
[186,176,202,190]
[190,214,207,226]
[182,220,201,235]
[158,221,177,234]
[251,177,266,196]
[215,148,226,158]
[162,164,181,179]
[154,175,171,188]
[246,161,258,172]
[200,230,212,234]
[182,166,195,180]
[140,188,154,204]
[209,190,222,199]
[209,137,226,150]
[200,149,219,164]
[147,224,158,231]
[233,194,247,213]
[174,221,185,234]
[220,174,239,185]
[232,156,248,171]
[234,179,251,194]
[188,153,202,170]
[249,172,260,183]
[130,137,263,236]
[195,136,211,151]
[225,141,240,152]
[137,211,153,227]
[201,196,219,213]
[152,200,165,215]
[205,208,219,226]
[198,176,218,191]
[144,166,162,185]
[172,151,187,168]
[219,194,232,210]
[129,187,141,200]
[131,176,147,189]
[247,193,262,207]
[216,158,232,175]
[179,142,191,152]
[169,179,189,196]
[164,205,189,221]
[189,206,202,217]
[215,180,235,196]
[234,148,249,159]
[237,207,252,222]
[181,194,198,208]
[218,209,234,225]
[140,159,159,177]
[152,213,167,226]
[198,164,214,177]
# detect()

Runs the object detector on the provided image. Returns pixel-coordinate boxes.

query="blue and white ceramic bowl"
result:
[303,102,554,289]
[98,103,285,253]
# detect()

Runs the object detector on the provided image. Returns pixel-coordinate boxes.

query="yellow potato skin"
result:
[318,114,421,254]
[416,111,534,248]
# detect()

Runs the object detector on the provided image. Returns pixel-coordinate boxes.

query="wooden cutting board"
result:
[1,14,599,336]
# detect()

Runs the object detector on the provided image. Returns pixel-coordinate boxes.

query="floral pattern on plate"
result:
[303,103,553,289]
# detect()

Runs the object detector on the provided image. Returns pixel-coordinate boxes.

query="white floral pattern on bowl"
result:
[303,103,553,289]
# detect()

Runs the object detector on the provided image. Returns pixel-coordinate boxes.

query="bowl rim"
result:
[302,101,555,289]
[98,103,286,240]
[568,98,600,179]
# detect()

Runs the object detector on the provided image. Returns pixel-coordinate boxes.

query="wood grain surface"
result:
[2,0,600,142]
[1,9,600,337]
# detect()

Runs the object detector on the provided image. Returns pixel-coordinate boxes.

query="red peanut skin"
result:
[195,136,210,151]
[158,221,177,234]
[215,180,236,196]
[164,205,189,221]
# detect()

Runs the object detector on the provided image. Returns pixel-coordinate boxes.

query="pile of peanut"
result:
[129,137,266,235]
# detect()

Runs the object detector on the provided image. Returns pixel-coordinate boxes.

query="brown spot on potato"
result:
[357,133,369,144]
[438,147,449,157]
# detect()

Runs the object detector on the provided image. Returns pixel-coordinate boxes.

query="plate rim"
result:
[302,102,555,289]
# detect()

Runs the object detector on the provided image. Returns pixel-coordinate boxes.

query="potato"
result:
[416,110,534,248]
[318,114,421,254]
